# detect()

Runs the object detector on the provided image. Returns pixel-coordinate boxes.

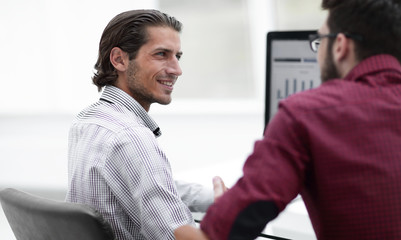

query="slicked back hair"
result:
[92,9,182,91]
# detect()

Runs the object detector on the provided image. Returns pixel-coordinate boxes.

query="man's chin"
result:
[156,98,172,105]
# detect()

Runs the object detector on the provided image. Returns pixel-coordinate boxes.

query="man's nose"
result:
[166,57,182,76]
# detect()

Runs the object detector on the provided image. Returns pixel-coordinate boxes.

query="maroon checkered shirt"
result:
[201,54,401,239]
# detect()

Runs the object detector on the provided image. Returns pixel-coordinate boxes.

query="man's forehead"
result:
[318,19,329,34]
[144,26,181,51]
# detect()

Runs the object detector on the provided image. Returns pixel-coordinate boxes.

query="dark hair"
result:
[322,0,401,63]
[92,9,182,91]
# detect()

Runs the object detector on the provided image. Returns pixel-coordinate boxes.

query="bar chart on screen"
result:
[271,61,320,98]
[276,78,316,100]
[266,38,322,123]
[268,57,321,119]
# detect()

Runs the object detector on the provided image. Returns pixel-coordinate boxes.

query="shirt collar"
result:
[100,85,162,137]
[344,54,401,83]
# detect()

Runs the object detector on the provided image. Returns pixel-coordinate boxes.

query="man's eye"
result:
[156,52,166,57]
[176,54,182,61]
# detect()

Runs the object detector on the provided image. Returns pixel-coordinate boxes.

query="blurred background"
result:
[0,0,326,239]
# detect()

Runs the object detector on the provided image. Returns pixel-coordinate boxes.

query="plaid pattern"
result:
[66,85,211,239]
[201,54,401,239]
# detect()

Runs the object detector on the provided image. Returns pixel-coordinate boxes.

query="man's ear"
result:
[110,47,129,72]
[332,33,350,62]
[332,33,359,77]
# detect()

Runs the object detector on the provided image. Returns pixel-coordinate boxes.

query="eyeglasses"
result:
[308,32,364,53]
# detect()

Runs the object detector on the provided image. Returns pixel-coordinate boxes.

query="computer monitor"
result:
[264,30,321,129]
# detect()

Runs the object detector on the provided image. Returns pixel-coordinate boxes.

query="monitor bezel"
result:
[264,30,317,132]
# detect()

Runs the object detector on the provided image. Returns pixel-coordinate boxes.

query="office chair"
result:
[0,188,115,240]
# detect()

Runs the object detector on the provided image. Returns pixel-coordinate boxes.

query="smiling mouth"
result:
[158,80,174,87]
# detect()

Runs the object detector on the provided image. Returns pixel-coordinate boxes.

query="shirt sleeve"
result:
[103,126,195,239]
[175,180,214,213]
[200,106,310,240]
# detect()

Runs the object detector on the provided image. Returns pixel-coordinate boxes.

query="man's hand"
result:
[213,176,227,201]
[174,176,228,240]
[174,225,210,240]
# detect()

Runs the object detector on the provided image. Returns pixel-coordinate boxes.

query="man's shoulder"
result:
[280,80,358,115]
[73,102,146,133]
[282,81,337,105]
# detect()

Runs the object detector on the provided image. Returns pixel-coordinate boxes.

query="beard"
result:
[321,45,341,83]
[126,60,173,109]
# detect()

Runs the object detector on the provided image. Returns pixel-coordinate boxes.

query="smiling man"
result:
[113,25,182,111]
[66,10,214,240]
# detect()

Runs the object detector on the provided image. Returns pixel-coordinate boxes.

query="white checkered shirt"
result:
[66,85,212,239]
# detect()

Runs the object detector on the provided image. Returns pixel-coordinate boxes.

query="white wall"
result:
[0,0,318,239]
[0,0,276,189]
[0,0,157,114]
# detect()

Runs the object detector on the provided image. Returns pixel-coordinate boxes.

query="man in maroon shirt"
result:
[175,0,401,239]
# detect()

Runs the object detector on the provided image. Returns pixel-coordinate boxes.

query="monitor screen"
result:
[265,31,321,129]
